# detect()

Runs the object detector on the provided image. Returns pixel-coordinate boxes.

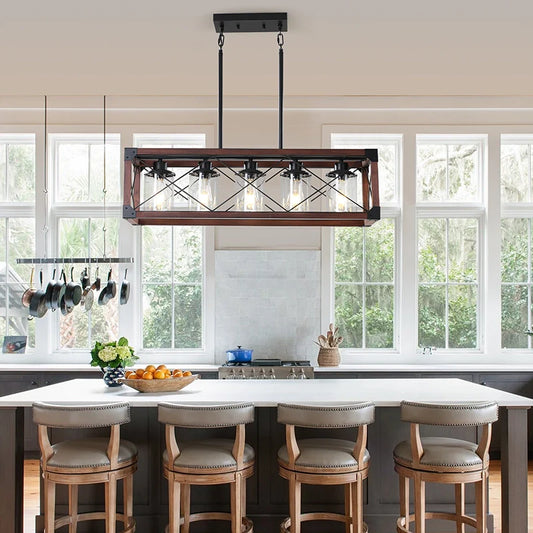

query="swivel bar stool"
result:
[393,401,498,533]
[33,401,137,533]
[277,402,375,533]
[158,402,255,533]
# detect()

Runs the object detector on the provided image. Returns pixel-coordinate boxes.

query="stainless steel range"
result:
[218,359,314,379]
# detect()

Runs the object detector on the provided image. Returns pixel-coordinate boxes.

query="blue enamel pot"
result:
[226,346,253,363]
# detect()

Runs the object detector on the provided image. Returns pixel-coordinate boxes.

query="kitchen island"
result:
[0,378,530,533]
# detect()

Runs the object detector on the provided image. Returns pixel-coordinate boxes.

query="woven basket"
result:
[120,374,198,393]
[317,347,340,367]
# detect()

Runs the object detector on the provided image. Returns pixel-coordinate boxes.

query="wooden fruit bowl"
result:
[120,374,198,393]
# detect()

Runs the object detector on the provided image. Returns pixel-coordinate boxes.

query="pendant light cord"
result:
[278,26,284,150]
[102,95,107,259]
[218,30,225,149]
[42,95,49,259]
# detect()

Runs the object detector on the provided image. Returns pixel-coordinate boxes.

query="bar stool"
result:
[277,402,375,533]
[393,401,498,533]
[33,401,137,533]
[158,402,255,533]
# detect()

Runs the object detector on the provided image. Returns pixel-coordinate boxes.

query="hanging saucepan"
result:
[50,269,67,311]
[21,268,36,309]
[80,268,94,312]
[64,267,82,307]
[92,267,101,292]
[119,268,130,305]
[98,268,116,306]
[29,270,48,318]
[80,267,90,290]
[45,268,58,310]
[60,293,74,316]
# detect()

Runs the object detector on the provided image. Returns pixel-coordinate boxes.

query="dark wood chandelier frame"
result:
[122,13,380,227]
[123,147,380,226]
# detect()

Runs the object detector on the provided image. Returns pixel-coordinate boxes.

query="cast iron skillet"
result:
[44,268,57,310]
[119,268,130,305]
[50,269,67,311]
[98,269,116,306]
[64,267,82,307]
[29,271,47,318]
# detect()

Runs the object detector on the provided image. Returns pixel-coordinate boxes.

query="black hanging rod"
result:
[16,257,134,265]
[213,13,287,33]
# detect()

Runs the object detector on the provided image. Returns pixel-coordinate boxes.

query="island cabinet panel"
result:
[478,373,533,457]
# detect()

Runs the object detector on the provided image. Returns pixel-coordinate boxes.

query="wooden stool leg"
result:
[231,472,243,533]
[181,484,191,533]
[44,478,56,533]
[345,483,353,533]
[289,475,301,533]
[476,473,487,533]
[455,483,465,533]
[123,474,134,530]
[241,476,247,529]
[168,475,181,533]
[105,474,117,533]
[414,473,425,533]
[399,474,409,531]
[69,485,78,533]
[352,475,364,533]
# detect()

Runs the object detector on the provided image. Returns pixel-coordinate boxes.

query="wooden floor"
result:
[23,460,532,533]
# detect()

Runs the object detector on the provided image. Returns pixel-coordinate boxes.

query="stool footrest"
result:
[55,511,135,531]
[165,515,253,532]
[397,511,477,533]
[281,514,368,533]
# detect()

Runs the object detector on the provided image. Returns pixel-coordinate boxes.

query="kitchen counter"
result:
[0,377,530,407]
[0,378,530,533]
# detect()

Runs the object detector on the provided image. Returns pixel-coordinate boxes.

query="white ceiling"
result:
[2,0,533,97]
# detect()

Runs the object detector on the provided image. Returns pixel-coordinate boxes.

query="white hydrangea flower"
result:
[99,346,118,362]
[116,346,131,361]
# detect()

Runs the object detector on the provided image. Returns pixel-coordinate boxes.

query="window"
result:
[500,136,533,348]
[135,134,206,351]
[51,134,121,350]
[416,136,484,351]
[335,221,395,348]
[331,134,400,350]
[0,135,36,346]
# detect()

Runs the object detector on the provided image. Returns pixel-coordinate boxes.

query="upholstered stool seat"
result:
[394,437,482,470]
[278,438,371,470]
[277,402,375,533]
[33,402,137,533]
[163,438,255,471]
[158,402,255,533]
[393,401,498,533]
[47,437,137,471]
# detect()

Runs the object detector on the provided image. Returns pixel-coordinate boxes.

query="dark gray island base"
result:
[0,373,531,533]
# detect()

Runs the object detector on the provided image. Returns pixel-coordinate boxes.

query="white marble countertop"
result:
[0,378,531,408]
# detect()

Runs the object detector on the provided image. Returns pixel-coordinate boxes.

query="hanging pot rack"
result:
[122,12,380,227]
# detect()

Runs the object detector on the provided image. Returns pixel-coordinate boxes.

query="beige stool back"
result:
[400,401,498,426]
[158,402,254,427]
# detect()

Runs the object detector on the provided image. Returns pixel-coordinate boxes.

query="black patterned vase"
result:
[102,366,125,387]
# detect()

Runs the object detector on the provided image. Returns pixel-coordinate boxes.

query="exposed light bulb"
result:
[189,160,218,211]
[335,178,348,212]
[237,160,264,211]
[153,178,169,211]
[244,185,258,211]
[198,177,213,208]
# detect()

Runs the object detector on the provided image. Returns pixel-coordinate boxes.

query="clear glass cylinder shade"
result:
[146,176,171,211]
[236,177,264,211]
[189,175,217,211]
[282,177,309,211]
[330,175,358,212]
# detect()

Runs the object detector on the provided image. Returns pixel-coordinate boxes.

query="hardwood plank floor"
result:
[23,459,532,532]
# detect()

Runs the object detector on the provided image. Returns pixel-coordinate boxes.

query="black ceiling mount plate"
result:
[213,13,288,33]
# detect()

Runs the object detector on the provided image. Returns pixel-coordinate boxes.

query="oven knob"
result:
[268,368,276,379]
[287,368,297,379]
[298,368,307,379]
[249,368,256,379]
[259,368,267,379]
[227,369,236,380]
[238,368,246,380]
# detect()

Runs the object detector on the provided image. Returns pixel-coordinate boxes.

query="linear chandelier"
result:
[122,13,380,227]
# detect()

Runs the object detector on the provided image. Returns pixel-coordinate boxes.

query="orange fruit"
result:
[173,369,183,377]
[125,370,135,378]
[128,374,138,379]
[145,365,156,373]
[142,371,154,380]
[156,364,167,371]
[136,368,145,378]
[154,369,166,380]
[183,370,192,376]
[165,369,172,377]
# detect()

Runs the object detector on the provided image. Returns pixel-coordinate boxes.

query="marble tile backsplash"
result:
[215,250,321,363]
